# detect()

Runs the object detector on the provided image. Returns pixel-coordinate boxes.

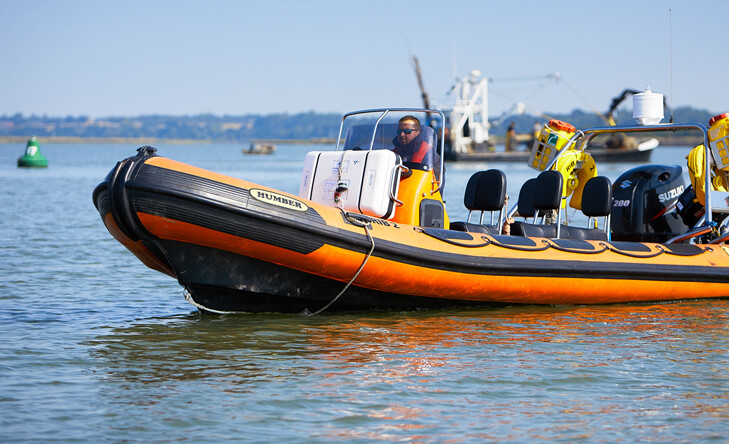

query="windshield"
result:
[338,110,444,188]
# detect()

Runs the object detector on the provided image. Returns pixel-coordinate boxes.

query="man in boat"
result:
[393,115,433,165]
[505,122,516,152]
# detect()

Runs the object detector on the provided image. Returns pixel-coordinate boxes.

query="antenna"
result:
[669,8,674,123]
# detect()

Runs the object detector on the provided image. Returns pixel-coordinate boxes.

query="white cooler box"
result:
[298,150,401,219]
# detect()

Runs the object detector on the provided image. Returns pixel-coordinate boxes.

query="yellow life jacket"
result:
[552,149,597,210]
[686,144,729,206]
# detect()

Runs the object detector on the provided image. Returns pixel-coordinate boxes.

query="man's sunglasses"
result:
[396,128,418,135]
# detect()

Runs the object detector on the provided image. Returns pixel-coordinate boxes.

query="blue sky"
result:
[2,0,727,119]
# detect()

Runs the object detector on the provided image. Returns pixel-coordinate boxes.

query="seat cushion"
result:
[450,221,501,235]
[510,221,557,238]
[564,226,607,241]
[510,223,607,240]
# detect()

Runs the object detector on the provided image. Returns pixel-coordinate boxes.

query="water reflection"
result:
[88,301,729,440]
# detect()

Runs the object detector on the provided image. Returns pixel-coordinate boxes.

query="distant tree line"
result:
[0,107,716,141]
[0,111,342,141]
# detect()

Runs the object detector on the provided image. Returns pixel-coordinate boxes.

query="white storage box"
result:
[299,150,401,219]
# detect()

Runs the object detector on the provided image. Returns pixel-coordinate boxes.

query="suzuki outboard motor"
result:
[611,165,689,242]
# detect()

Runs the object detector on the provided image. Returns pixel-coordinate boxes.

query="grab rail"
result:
[508,122,713,231]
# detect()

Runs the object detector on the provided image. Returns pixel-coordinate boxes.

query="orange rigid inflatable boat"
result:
[93,108,729,313]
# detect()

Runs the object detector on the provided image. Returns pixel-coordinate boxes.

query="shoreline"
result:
[0,136,214,145]
[0,136,338,145]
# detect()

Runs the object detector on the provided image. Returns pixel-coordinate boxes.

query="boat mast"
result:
[411,55,431,110]
[449,70,489,154]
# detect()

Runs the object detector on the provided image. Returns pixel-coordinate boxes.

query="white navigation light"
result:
[633,89,664,125]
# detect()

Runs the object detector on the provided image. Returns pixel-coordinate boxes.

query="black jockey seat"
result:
[515,178,537,220]
[578,176,612,241]
[511,172,613,240]
[510,171,562,238]
[450,169,507,235]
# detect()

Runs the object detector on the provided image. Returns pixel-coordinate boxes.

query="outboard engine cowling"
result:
[611,165,689,242]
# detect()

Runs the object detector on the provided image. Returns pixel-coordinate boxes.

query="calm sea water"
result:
[1,141,728,442]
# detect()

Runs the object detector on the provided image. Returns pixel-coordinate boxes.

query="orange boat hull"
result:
[92,149,729,313]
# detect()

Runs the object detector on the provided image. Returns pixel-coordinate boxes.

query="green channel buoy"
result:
[17,136,48,168]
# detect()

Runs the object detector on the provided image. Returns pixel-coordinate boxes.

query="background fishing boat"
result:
[408,59,661,163]
[243,142,276,155]
[438,77,661,162]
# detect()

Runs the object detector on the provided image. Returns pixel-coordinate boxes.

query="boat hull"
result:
[93,148,729,313]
